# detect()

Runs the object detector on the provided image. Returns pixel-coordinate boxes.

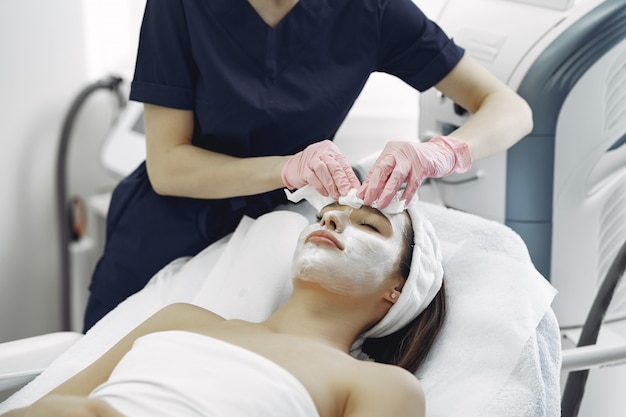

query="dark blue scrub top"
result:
[129,0,465,157]
[85,0,464,330]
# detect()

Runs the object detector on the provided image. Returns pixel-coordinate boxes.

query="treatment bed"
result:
[0,200,561,417]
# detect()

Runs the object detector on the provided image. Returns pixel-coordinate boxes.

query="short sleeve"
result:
[129,0,196,109]
[376,0,464,91]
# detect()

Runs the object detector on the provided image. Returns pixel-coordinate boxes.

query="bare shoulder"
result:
[145,302,225,330]
[41,303,224,398]
[344,361,425,417]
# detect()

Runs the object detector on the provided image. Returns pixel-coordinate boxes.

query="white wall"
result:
[81,0,146,81]
[0,0,145,343]
[0,0,87,342]
[335,73,418,167]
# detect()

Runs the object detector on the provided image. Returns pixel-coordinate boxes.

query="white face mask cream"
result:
[291,207,407,296]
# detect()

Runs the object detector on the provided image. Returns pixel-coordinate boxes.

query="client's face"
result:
[291,203,408,296]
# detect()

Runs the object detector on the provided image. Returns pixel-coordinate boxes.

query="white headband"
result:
[285,186,444,338]
[362,201,444,338]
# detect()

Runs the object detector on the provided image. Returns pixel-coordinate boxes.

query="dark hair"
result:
[362,282,446,373]
[361,212,447,374]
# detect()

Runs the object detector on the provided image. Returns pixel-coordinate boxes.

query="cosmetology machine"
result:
[419,0,626,326]
[419,0,626,414]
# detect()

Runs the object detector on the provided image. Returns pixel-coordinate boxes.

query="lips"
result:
[305,230,344,250]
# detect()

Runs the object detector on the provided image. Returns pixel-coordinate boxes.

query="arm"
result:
[144,104,289,198]
[434,53,533,161]
[358,53,533,207]
[1,304,220,417]
[344,365,426,417]
[143,104,360,199]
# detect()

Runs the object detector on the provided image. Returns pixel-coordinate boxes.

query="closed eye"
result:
[361,222,380,233]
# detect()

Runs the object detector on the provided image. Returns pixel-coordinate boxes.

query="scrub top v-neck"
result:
[85,0,465,330]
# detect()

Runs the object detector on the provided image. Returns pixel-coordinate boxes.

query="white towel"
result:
[481,309,562,417]
[192,210,308,322]
[416,203,558,417]
[361,201,443,338]
[89,331,320,417]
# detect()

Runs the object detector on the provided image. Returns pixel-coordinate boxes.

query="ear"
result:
[383,276,405,304]
[383,289,402,304]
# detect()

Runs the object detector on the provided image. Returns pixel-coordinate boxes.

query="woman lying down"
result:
[2,201,446,417]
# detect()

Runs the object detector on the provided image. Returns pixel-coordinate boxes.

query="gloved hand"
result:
[357,136,472,208]
[281,140,361,199]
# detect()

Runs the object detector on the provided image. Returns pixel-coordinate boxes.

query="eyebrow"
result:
[324,202,392,228]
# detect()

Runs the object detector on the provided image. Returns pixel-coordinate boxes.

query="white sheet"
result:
[0,202,560,417]
[415,203,560,416]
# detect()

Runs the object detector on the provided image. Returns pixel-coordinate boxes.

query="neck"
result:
[262,281,386,353]
[247,0,299,27]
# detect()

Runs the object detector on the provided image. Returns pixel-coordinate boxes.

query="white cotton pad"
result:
[285,185,406,214]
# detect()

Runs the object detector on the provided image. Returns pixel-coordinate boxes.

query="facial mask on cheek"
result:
[291,220,404,296]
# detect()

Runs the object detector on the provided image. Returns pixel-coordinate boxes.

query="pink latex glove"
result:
[281,140,361,199]
[357,136,472,208]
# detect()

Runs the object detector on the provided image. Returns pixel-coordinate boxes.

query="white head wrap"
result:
[362,201,443,338]
[285,186,444,339]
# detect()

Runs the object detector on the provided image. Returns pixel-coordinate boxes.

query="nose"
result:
[320,210,350,232]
